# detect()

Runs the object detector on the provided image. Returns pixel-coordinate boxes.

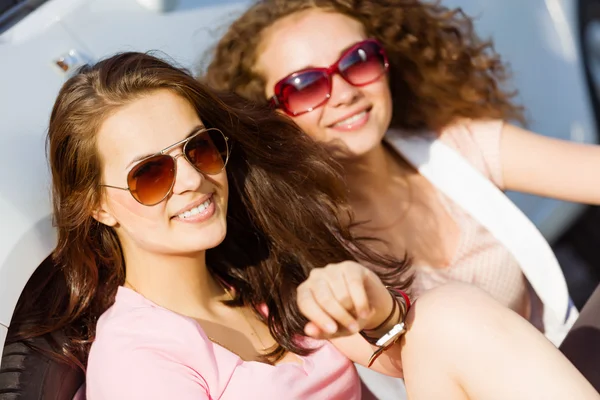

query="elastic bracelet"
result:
[360,287,409,345]
[360,287,411,367]
[359,290,397,345]
[388,286,411,315]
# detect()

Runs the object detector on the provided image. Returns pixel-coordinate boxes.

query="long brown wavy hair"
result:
[203,0,525,131]
[9,52,411,369]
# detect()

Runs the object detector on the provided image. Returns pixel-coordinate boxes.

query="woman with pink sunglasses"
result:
[205,0,599,347]
[203,1,600,396]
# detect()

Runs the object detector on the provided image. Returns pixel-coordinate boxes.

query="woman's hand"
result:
[296,261,394,339]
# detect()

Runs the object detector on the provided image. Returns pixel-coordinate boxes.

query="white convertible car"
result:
[0,0,598,398]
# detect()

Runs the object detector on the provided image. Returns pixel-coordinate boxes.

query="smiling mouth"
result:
[175,196,213,220]
[331,110,368,128]
[327,106,372,131]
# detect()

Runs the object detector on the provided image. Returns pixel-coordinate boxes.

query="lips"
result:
[327,106,372,128]
[176,197,212,219]
[171,194,213,219]
[327,107,371,132]
[332,110,367,127]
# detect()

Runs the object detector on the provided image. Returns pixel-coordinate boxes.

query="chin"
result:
[334,134,383,158]
[201,221,228,248]
[325,123,386,158]
[178,218,228,252]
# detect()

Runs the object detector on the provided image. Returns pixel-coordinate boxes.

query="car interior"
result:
[0,257,85,399]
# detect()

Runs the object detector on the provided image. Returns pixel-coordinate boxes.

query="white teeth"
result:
[177,198,211,219]
[333,111,367,127]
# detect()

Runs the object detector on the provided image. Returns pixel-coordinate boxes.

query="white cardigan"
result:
[386,130,578,346]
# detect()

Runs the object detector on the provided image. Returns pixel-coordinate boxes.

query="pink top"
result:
[86,287,361,399]
[390,120,543,330]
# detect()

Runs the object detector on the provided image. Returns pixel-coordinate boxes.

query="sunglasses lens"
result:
[279,71,330,115]
[273,40,387,115]
[339,41,387,85]
[185,129,228,175]
[127,155,175,205]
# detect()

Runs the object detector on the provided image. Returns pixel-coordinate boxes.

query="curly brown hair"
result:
[10,52,411,369]
[203,0,524,132]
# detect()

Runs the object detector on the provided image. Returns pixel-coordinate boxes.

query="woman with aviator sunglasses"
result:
[27,51,598,399]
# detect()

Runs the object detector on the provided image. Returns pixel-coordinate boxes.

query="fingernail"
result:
[326,323,337,333]
[348,322,359,333]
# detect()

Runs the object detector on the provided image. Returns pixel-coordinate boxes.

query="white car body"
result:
[0,0,596,360]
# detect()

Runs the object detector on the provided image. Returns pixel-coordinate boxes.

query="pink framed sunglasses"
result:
[270,39,389,116]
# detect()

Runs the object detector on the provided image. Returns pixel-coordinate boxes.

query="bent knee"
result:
[409,283,503,321]
[403,283,519,352]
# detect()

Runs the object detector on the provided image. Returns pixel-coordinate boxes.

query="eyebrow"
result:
[126,125,204,169]
[287,41,360,74]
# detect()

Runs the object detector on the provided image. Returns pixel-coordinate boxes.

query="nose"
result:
[327,74,361,108]
[171,152,203,195]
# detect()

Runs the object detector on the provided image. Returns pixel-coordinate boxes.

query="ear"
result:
[92,199,118,227]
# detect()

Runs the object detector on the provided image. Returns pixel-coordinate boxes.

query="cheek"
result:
[217,174,229,204]
[376,80,393,113]
[363,81,393,126]
[291,111,327,141]
[367,77,392,103]
[109,192,166,229]
[108,190,138,210]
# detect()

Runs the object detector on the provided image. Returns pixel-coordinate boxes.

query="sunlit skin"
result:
[257,10,393,158]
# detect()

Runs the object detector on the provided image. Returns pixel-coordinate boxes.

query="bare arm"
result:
[332,332,404,378]
[297,261,405,377]
[501,123,600,204]
[298,262,598,398]
[401,283,599,400]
